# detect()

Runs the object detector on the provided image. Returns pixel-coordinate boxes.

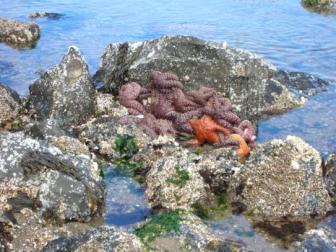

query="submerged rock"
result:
[42,226,144,252]
[0,132,104,222]
[296,215,336,252]
[229,136,332,218]
[0,83,21,127]
[28,47,96,128]
[146,213,247,252]
[95,35,327,123]
[0,18,40,48]
[30,12,64,20]
[302,0,336,14]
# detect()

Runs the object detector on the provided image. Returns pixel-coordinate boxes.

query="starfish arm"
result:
[186,138,202,146]
[229,134,251,159]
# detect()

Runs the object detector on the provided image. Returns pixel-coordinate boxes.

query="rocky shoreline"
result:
[0,36,335,251]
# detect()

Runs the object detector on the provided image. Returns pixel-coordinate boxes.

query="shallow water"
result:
[208,215,294,252]
[103,165,149,230]
[258,84,336,157]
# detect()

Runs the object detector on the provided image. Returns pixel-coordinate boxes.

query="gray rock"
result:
[0,132,104,222]
[28,47,96,128]
[296,216,336,252]
[325,153,336,200]
[41,226,144,252]
[0,18,40,48]
[0,83,21,127]
[229,136,332,218]
[302,0,336,14]
[24,119,91,156]
[95,35,327,123]
[25,119,67,140]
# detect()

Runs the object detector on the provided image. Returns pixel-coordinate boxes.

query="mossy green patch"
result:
[166,166,190,188]
[98,165,105,178]
[192,193,230,220]
[114,134,138,159]
[135,210,183,244]
[112,134,144,183]
[245,206,262,217]
[304,0,321,7]
[113,159,143,176]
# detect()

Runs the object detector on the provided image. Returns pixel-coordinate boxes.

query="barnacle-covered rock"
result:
[324,153,336,200]
[27,46,96,128]
[229,136,332,218]
[96,92,127,117]
[42,226,144,252]
[0,18,40,48]
[78,115,150,159]
[145,148,212,210]
[302,0,336,14]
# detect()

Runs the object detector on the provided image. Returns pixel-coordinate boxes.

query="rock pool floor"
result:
[103,165,149,231]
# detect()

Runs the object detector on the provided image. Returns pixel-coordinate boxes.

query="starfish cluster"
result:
[118,71,256,158]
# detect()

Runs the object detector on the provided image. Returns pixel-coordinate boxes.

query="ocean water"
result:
[0,0,335,93]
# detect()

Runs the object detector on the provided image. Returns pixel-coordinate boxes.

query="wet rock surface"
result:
[0,18,40,48]
[0,84,21,127]
[95,35,328,123]
[42,226,144,252]
[296,215,336,252]
[302,0,336,14]
[27,47,96,128]
[146,213,247,252]
[0,132,105,223]
[229,136,332,218]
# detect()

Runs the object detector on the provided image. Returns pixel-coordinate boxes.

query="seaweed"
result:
[192,193,230,219]
[135,210,183,244]
[114,134,138,159]
[113,134,144,183]
[166,166,190,188]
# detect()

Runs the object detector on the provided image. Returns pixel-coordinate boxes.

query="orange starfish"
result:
[188,115,230,145]
[229,134,251,159]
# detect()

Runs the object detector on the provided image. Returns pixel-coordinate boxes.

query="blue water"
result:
[209,216,292,252]
[103,165,149,230]
[1,0,336,94]
[258,85,336,157]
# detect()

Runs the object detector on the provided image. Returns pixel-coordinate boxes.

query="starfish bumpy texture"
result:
[118,71,257,156]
